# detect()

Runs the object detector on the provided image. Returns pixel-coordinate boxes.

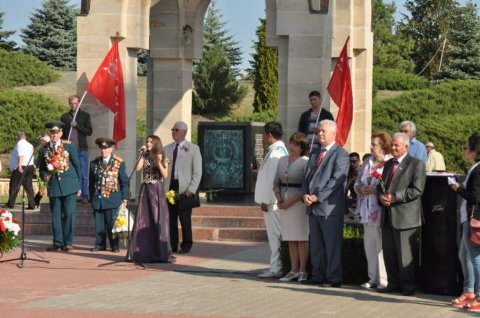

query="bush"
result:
[0,90,65,153]
[373,80,480,173]
[220,109,277,123]
[373,67,428,91]
[0,50,59,90]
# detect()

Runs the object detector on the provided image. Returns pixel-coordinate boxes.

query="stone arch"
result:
[77,0,372,191]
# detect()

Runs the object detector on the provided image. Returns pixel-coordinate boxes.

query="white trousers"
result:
[363,223,388,286]
[264,205,282,273]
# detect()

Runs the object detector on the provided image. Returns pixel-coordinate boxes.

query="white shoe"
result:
[279,271,300,282]
[258,270,282,278]
[297,272,308,283]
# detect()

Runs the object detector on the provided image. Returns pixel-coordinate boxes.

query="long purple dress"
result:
[130,153,171,262]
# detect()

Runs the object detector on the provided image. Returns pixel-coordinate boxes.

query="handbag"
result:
[177,192,201,211]
[469,206,480,246]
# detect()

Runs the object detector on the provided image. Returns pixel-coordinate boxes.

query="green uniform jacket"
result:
[39,141,81,197]
[89,155,129,210]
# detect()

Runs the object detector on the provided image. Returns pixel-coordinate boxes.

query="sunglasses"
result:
[171,128,182,132]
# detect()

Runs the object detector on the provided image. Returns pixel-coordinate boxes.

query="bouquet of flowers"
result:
[44,145,70,176]
[166,190,176,205]
[371,170,386,194]
[112,202,134,246]
[0,209,21,257]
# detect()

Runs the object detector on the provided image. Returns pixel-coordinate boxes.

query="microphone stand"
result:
[0,140,50,268]
[98,150,144,268]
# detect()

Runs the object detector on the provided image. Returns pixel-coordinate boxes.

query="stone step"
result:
[191,216,265,228]
[9,203,268,242]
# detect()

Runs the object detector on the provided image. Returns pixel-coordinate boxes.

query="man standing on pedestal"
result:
[61,95,93,204]
[165,121,202,254]
[255,122,288,278]
[39,122,81,252]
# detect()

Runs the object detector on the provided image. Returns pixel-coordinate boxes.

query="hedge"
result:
[372,80,480,173]
[373,67,428,91]
[0,50,59,89]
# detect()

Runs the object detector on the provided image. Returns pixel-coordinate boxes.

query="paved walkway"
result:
[0,236,468,318]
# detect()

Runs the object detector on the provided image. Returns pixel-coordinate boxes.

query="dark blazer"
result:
[39,142,81,197]
[298,108,334,135]
[378,154,426,230]
[89,155,129,210]
[61,109,93,149]
[302,143,349,217]
[456,163,480,219]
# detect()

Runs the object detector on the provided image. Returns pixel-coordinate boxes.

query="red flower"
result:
[371,171,382,180]
[0,209,5,214]
[12,216,18,223]
[0,220,6,232]
[4,216,10,222]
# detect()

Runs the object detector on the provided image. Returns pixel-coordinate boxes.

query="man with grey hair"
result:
[6,132,35,209]
[165,121,202,254]
[302,119,349,286]
[377,132,426,296]
[399,121,427,162]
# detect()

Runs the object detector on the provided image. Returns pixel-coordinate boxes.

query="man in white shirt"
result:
[254,122,288,278]
[6,132,35,209]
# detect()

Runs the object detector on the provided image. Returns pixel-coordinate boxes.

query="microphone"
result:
[138,146,146,153]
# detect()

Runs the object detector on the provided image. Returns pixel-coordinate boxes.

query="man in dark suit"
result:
[298,90,334,150]
[61,95,93,204]
[39,122,81,252]
[89,137,129,253]
[165,121,202,254]
[302,119,349,287]
[377,132,426,296]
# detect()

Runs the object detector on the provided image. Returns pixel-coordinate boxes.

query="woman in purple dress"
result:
[131,135,173,263]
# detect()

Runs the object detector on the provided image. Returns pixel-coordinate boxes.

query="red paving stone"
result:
[1,236,260,318]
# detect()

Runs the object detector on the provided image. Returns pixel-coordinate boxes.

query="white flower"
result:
[47,164,54,171]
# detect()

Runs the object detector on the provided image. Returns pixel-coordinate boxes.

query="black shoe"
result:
[322,282,342,288]
[5,203,14,209]
[178,248,191,254]
[90,247,106,252]
[377,285,400,293]
[46,245,62,251]
[402,289,416,296]
[27,206,36,210]
[112,248,120,253]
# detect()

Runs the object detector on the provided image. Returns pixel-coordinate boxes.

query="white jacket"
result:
[164,140,202,194]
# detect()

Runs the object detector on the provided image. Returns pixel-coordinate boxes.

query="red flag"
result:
[327,37,353,147]
[86,41,125,145]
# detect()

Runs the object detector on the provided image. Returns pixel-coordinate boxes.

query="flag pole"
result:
[67,90,88,140]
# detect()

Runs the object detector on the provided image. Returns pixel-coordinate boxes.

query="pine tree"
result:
[202,0,242,76]
[399,0,459,78]
[435,1,480,80]
[0,12,17,51]
[193,43,247,115]
[248,19,278,113]
[372,0,414,71]
[192,0,246,115]
[21,0,77,70]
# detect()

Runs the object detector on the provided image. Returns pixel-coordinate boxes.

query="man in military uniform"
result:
[89,137,129,252]
[39,122,81,252]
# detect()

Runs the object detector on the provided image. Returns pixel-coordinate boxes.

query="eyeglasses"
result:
[171,128,182,132]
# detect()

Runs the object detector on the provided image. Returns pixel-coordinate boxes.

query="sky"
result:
[0,0,478,73]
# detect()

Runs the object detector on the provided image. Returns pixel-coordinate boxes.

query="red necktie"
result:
[171,144,179,179]
[385,160,399,191]
[311,148,326,176]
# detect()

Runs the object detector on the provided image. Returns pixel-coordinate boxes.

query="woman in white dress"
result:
[274,132,310,282]
[354,131,392,289]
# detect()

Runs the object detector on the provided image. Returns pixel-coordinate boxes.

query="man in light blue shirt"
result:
[399,121,427,162]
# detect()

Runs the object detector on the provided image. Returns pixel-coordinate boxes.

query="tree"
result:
[372,0,414,71]
[0,12,17,51]
[248,19,278,112]
[192,0,246,115]
[193,43,247,115]
[399,0,459,78]
[21,0,77,70]
[202,0,242,76]
[435,1,480,80]
[137,49,149,76]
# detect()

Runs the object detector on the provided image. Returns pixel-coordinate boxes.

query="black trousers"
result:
[7,165,35,208]
[168,180,193,252]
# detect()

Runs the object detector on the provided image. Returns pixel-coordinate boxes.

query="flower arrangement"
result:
[112,203,134,246]
[0,209,21,257]
[182,145,189,152]
[371,170,386,194]
[166,190,176,205]
[44,144,70,176]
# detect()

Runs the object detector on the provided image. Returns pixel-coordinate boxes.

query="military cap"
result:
[45,121,65,133]
[95,137,116,149]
